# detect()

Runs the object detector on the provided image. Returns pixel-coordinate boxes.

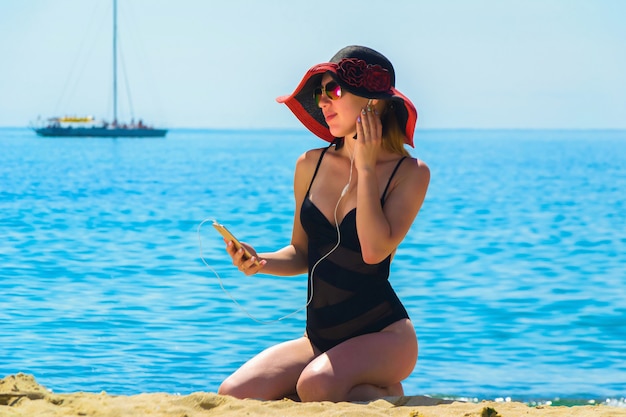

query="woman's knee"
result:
[296,367,340,402]
[217,375,243,398]
[218,374,261,399]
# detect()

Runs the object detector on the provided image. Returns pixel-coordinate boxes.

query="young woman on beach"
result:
[217,45,430,403]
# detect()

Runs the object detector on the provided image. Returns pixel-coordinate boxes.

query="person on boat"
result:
[218,45,430,402]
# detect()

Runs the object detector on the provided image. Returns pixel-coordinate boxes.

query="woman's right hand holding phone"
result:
[225,239,266,276]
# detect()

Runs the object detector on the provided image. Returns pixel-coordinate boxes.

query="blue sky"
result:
[1,0,625,129]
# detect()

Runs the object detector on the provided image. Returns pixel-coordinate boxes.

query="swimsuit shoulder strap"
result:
[305,144,333,196]
[381,156,407,205]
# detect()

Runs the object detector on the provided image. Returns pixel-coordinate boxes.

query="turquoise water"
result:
[1,127,624,403]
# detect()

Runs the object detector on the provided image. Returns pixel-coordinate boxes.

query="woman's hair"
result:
[380,101,411,157]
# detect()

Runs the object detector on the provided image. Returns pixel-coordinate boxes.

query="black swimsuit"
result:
[300,145,409,352]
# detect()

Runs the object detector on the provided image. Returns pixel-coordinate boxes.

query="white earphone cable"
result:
[197,147,355,324]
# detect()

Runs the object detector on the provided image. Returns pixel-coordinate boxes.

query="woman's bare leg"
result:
[348,381,404,402]
[296,319,417,402]
[218,336,318,400]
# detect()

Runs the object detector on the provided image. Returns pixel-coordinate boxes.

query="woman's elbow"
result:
[361,247,390,265]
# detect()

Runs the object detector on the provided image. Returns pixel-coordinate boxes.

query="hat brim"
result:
[276,63,417,147]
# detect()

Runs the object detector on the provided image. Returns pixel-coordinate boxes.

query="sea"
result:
[1,127,624,406]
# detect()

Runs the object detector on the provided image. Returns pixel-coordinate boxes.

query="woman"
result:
[218,45,430,402]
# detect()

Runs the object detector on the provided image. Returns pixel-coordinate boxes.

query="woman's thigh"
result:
[297,319,418,402]
[218,336,319,400]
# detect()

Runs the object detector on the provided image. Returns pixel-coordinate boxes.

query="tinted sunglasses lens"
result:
[313,88,323,106]
[326,82,342,100]
[313,82,342,105]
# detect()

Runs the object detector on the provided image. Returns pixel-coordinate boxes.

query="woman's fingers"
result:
[358,105,382,141]
[239,257,261,275]
[226,240,264,275]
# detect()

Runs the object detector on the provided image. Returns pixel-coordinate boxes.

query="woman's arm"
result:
[230,150,319,276]
[354,104,430,264]
[356,158,430,264]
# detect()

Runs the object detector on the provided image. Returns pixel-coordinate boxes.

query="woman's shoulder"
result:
[400,156,430,186]
[293,147,328,195]
[295,147,327,170]
[406,156,429,172]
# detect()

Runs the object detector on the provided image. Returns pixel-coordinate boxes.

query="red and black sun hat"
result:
[276,45,417,147]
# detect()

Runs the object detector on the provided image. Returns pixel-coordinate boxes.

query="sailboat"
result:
[33,0,167,138]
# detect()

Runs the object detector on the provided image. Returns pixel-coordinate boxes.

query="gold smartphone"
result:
[212,221,260,266]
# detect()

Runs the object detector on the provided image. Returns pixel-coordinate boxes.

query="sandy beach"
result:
[1,373,623,417]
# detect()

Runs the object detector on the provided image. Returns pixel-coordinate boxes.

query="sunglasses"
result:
[313,81,342,106]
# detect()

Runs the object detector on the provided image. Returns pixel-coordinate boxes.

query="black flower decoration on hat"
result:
[337,58,392,92]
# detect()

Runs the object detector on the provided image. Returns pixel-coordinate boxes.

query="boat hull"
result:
[34,127,167,138]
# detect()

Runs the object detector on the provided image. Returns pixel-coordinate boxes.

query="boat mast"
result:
[112,0,118,124]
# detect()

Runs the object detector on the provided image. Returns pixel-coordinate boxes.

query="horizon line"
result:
[3,126,626,132]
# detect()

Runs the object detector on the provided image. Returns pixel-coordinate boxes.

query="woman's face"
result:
[317,73,369,139]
